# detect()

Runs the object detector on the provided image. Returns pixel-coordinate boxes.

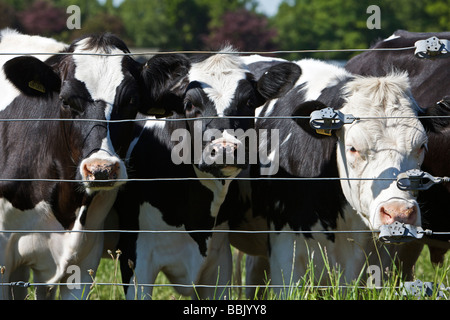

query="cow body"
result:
[240,56,427,297]
[0,30,190,299]
[116,49,301,300]
[346,30,450,264]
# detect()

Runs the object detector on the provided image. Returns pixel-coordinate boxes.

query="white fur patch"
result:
[0,29,66,111]
[188,48,249,116]
[193,166,235,217]
[72,38,125,121]
[296,59,352,101]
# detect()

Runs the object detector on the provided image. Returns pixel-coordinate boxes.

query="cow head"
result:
[295,73,427,230]
[141,47,301,178]
[3,33,191,194]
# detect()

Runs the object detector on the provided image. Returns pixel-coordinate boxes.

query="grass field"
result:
[79,245,450,300]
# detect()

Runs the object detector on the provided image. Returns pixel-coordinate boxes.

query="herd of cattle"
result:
[0,28,449,300]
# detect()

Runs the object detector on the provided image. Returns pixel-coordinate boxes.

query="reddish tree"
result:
[203,9,277,51]
[0,1,18,30]
[18,0,66,36]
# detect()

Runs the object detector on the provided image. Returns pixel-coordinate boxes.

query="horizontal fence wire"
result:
[0,44,449,298]
[1,281,449,299]
[0,177,398,183]
[0,229,449,235]
[0,46,417,57]
[0,114,450,123]
[2,281,447,291]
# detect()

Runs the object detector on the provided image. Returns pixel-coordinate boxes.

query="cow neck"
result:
[192,165,232,219]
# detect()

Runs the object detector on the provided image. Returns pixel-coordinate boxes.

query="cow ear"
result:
[281,100,338,177]
[140,54,191,117]
[420,96,450,132]
[3,56,61,96]
[292,100,339,138]
[255,62,301,104]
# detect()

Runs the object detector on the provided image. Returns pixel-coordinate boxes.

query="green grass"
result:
[21,245,450,300]
[84,245,450,300]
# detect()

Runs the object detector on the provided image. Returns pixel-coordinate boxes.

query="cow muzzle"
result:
[378,198,419,226]
[80,157,124,191]
[199,136,245,177]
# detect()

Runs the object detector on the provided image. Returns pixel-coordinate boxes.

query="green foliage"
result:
[1,0,448,53]
[272,0,450,60]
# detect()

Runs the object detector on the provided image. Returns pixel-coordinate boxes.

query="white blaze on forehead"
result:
[72,38,125,120]
[72,37,128,187]
[188,49,248,116]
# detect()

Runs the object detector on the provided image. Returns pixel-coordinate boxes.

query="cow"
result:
[235,55,428,298]
[0,29,191,300]
[345,30,450,265]
[114,47,301,300]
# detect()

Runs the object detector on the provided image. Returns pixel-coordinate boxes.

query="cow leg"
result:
[54,233,104,300]
[194,237,233,300]
[8,265,30,300]
[33,270,58,300]
[126,234,159,300]
[245,254,270,299]
[269,234,301,299]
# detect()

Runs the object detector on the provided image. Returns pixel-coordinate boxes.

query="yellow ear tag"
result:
[316,129,332,136]
[28,80,46,93]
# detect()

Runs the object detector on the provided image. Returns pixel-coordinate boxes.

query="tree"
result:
[0,0,34,11]
[203,8,277,51]
[18,0,67,36]
[68,12,128,43]
[272,0,450,60]
[0,1,19,30]
[116,0,169,48]
[118,0,257,50]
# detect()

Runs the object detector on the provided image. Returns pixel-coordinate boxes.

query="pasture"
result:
[17,244,450,300]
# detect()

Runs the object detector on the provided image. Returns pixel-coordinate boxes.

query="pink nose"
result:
[379,200,418,225]
[82,160,120,181]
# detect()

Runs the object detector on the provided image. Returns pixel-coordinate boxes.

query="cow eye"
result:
[347,146,358,153]
[60,95,83,114]
[60,97,74,111]
[185,100,194,111]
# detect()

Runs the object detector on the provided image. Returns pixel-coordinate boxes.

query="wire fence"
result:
[0,42,449,299]
[0,45,417,57]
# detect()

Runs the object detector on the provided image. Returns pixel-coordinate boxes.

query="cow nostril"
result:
[83,161,120,181]
[379,202,418,225]
[380,206,393,224]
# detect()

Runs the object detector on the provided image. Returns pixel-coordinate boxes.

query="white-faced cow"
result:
[114,47,301,300]
[346,30,450,265]
[0,29,190,299]
[237,56,428,297]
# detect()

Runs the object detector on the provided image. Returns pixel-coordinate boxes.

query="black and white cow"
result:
[237,55,428,297]
[345,30,450,265]
[0,29,190,299]
[115,47,301,300]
